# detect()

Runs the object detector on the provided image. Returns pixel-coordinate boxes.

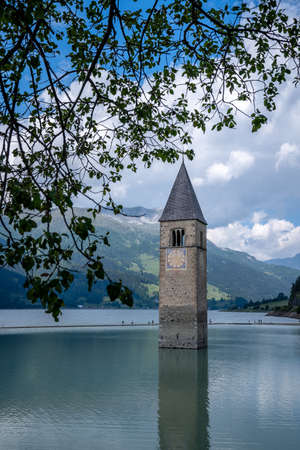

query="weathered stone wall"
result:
[159,219,207,349]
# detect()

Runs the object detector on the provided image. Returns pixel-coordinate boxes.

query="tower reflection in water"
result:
[158,349,209,450]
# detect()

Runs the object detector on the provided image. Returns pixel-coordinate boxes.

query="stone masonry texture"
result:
[159,219,207,349]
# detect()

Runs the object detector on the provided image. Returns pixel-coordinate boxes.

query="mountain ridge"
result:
[0,207,299,308]
[266,253,300,271]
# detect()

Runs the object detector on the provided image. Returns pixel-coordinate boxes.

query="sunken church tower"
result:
[159,161,207,349]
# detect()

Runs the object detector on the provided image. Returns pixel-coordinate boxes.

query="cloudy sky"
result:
[104,67,300,261]
[90,0,299,262]
[48,1,300,262]
[2,2,299,263]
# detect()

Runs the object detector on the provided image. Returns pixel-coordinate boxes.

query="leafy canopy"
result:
[0,0,299,319]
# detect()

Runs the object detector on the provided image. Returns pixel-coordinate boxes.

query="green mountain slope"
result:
[1,207,299,308]
[266,253,300,270]
[207,242,299,300]
[89,209,300,301]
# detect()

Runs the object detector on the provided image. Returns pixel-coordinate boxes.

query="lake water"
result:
[0,308,299,327]
[0,310,299,449]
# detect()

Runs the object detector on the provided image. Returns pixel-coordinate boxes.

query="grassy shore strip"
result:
[0,322,300,329]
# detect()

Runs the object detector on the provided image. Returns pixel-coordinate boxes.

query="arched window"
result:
[181,229,185,246]
[171,229,185,247]
[172,230,176,247]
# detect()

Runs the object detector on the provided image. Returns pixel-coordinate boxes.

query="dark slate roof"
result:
[159,162,207,224]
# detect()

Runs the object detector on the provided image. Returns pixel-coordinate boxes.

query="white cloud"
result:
[110,182,129,200]
[275,142,300,170]
[192,177,204,186]
[191,150,255,186]
[208,214,300,260]
[252,211,267,224]
[207,150,255,184]
[206,162,232,183]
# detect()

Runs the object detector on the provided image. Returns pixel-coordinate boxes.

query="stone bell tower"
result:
[159,161,207,349]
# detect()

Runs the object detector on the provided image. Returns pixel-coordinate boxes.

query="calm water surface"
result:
[0,311,299,449]
[0,308,298,327]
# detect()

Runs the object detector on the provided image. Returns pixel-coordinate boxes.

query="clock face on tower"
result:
[166,248,187,270]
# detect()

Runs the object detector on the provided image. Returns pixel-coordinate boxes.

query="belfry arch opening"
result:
[171,228,185,247]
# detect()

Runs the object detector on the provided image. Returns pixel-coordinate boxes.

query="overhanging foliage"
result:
[0,0,299,319]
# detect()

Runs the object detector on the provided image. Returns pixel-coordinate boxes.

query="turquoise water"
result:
[0,312,299,449]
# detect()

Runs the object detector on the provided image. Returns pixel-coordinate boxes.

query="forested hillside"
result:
[0,208,299,308]
[266,253,300,270]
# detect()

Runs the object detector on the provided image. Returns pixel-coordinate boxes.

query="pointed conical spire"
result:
[159,162,207,224]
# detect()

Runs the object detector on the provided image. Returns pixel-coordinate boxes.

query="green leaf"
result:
[107,282,122,302]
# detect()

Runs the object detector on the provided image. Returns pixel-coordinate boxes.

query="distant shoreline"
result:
[267,310,300,320]
[1,322,300,330]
